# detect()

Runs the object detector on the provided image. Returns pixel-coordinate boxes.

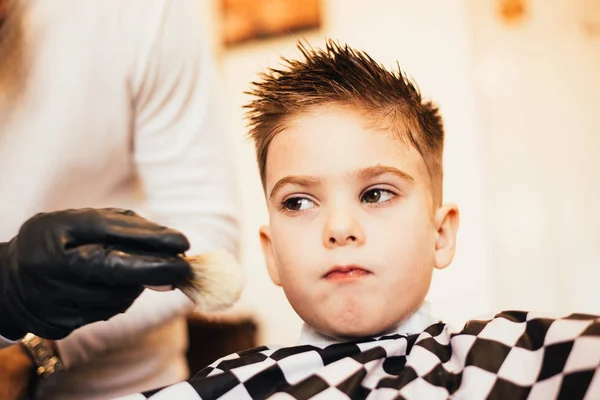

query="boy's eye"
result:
[362,189,395,204]
[283,197,315,211]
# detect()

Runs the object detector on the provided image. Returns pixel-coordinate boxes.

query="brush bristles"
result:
[177,251,244,313]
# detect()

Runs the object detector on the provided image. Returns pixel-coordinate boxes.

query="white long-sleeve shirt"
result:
[0,0,240,398]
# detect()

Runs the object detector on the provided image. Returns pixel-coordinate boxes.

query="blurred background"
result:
[196,0,600,347]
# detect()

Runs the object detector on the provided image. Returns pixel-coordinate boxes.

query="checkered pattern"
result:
[115,311,600,400]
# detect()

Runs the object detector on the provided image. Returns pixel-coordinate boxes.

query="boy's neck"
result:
[296,302,437,347]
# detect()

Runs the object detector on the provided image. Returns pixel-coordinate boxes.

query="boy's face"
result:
[260,104,458,338]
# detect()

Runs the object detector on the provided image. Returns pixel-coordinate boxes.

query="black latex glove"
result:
[0,208,192,341]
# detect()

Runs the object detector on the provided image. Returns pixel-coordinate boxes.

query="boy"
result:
[118,40,599,400]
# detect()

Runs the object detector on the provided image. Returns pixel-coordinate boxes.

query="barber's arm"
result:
[52,0,240,370]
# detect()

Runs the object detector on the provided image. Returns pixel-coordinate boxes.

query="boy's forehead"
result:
[264,105,431,189]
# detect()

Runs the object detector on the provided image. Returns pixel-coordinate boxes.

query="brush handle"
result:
[144,284,198,306]
[144,285,176,292]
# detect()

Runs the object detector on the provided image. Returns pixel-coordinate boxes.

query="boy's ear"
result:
[433,203,459,270]
[259,225,281,286]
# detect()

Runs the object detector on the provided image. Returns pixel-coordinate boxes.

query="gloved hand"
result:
[0,208,192,341]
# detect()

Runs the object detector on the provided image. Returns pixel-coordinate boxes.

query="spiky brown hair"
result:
[245,39,445,205]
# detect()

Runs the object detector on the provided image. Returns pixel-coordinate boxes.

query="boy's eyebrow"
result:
[268,166,413,200]
[269,175,322,200]
[354,165,415,183]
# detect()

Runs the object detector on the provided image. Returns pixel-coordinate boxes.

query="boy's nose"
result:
[323,209,365,248]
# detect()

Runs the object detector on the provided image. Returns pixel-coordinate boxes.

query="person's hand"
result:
[0,208,192,341]
[0,344,34,400]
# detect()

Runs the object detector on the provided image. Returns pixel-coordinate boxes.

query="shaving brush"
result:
[147,250,244,313]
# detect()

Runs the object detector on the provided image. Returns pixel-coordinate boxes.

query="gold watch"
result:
[20,333,65,378]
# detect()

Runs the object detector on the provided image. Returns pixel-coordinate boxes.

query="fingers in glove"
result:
[63,208,191,254]
[67,244,192,287]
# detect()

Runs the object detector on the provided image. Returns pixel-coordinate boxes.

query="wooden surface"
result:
[186,313,258,374]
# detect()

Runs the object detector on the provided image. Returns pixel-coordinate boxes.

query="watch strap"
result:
[20,333,65,378]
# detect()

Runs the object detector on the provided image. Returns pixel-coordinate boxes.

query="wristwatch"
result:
[20,333,65,378]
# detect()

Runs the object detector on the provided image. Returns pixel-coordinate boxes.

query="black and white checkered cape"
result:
[117,311,600,400]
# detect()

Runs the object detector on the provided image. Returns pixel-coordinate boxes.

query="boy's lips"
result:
[323,265,372,281]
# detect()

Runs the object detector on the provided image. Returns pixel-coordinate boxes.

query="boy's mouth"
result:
[323,265,372,281]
